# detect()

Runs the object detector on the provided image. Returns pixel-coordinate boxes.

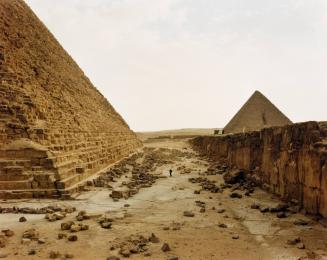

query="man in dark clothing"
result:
[169,169,172,177]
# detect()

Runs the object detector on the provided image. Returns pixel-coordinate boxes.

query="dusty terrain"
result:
[1,137,327,260]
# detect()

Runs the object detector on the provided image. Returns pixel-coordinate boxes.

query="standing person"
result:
[169,169,173,177]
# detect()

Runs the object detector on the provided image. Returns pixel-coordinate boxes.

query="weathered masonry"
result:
[191,122,327,217]
[0,0,142,198]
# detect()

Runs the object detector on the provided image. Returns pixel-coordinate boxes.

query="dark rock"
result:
[229,192,242,199]
[183,211,195,217]
[19,216,27,222]
[218,223,227,228]
[68,235,78,242]
[293,219,309,226]
[161,243,171,252]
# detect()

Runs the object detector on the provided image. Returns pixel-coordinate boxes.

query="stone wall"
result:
[0,0,142,198]
[191,121,327,217]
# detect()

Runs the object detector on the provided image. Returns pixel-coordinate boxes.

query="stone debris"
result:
[161,243,171,252]
[218,223,227,228]
[0,205,76,215]
[232,234,239,240]
[22,228,39,240]
[60,221,88,232]
[229,192,242,199]
[183,211,195,217]
[189,177,220,193]
[67,235,78,242]
[1,229,14,237]
[107,257,120,260]
[45,212,66,222]
[19,216,27,222]
[49,251,61,259]
[76,210,91,221]
[98,216,114,229]
[110,233,158,258]
[286,237,301,245]
[294,219,309,226]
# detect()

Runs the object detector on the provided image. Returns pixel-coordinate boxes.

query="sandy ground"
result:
[1,138,327,260]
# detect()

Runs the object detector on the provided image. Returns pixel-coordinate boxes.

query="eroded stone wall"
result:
[0,0,142,198]
[191,121,327,217]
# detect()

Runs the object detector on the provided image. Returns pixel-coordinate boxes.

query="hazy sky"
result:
[26,0,327,131]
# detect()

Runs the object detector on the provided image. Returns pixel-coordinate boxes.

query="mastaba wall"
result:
[191,122,327,218]
[0,0,142,199]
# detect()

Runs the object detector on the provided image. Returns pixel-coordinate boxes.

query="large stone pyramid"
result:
[224,91,292,134]
[0,0,142,198]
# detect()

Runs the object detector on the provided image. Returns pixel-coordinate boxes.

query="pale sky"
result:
[25,0,327,131]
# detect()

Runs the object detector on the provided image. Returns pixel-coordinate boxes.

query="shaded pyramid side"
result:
[224,91,292,134]
[0,0,141,198]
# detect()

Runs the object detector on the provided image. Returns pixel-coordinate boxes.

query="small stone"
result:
[144,252,152,257]
[194,190,200,194]
[161,243,171,252]
[259,206,269,213]
[276,212,287,218]
[149,233,160,243]
[2,229,14,237]
[70,224,81,233]
[58,233,67,240]
[218,223,227,228]
[183,211,195,217]
[19,216,27,222]
[297,243,305,249]
[232,234,239,240]
[68,235,78,242]
[167,257,179,260]
[293,219,309,226]
[107,257,120,260]
[49,250,61,259]
[28,249,36,255]
[229,192,242,199]
[124,204,130,207]
[119,249,130,257]
[163,226,170,231]
[199,207,205,213]
[250,203,260,209]
[287,237,301,245]
[101,222,112,229]
[217,208,225,214]
[21,238,31,245]
[38,238,46,244]
[61,221,74,231]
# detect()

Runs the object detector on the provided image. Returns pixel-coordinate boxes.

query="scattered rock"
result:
[2,229,14,237]
[28,249,36,255]
[218,223,227,228]
[229,192,242,199]
[294,219,309,226]
[149,233,160,243]
[232,234,239,240]
[287,237,301,245]
[217,208,225,214]
[49,250,61,259]
[22,229,39,240]
[297,243,305,249]
[161,243,171,252]
[276,212,287,218]
[19,216,27,222]
[68,235,78,242]
[21,238,31,245]
[250,203,260,209]
[38,238,46,244]
[259,206,269,213]
[167,257,179,260]
[107,257,120,260]
[183,211,195,217]
[58,233,67,240]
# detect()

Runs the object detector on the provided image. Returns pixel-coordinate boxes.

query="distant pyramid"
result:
[224,91,292,134]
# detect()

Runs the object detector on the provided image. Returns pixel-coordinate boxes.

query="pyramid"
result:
[224,91,292,134]
[0,0,141,198]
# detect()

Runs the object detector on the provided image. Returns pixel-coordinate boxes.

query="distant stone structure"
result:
[0,0,141,198]
[224,91,292,134]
